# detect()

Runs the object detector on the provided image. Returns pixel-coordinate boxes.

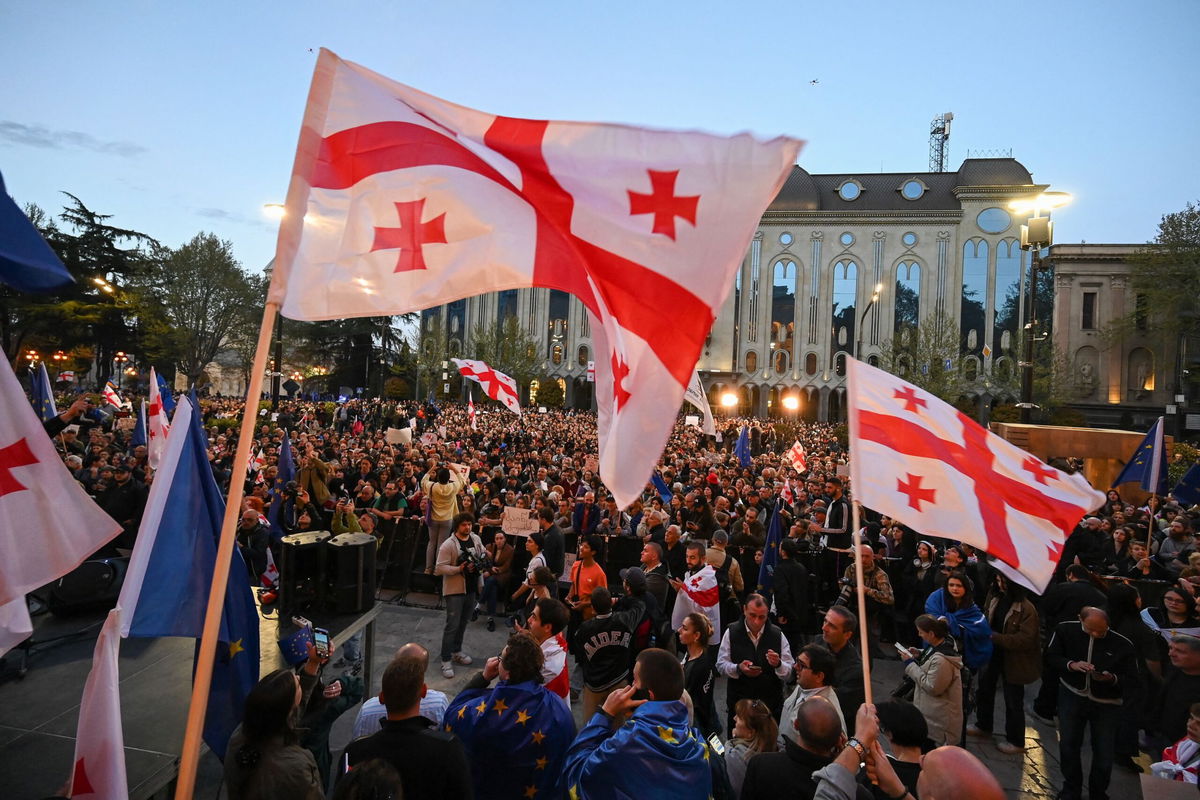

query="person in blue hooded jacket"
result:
[561,647,712,800]
[924,569,992,745]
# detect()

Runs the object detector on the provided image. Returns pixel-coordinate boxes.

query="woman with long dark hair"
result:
[224,669,323,800]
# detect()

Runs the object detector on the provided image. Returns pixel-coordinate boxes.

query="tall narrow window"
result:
[831,260,858,367]
[497,290,519,324]
[960,239,988,355]
[1135,294,1148,331]
[771,259,796,364]
[1081,292,1097,330]
[993,240,1022,355]
[894,261,921,346]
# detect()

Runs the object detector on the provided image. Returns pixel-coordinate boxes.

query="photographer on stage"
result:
[435,512,488,678]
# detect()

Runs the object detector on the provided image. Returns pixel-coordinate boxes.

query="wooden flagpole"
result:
[174,299,279,799]
[851,499,873,704]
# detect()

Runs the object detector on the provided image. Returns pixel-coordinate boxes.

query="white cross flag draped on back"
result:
[268,49,802,509]
[847,357,1104,592]
[452,358,521,416]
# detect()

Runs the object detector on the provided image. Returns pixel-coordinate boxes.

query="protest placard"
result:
[501,506,538,536]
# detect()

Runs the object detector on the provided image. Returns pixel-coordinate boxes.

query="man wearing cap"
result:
[98,461,147,552]
[1058,516,1114,578]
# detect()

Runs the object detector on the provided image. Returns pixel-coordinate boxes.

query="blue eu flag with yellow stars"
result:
[444,679,575,799]
[1112,416,1167,495]
[734,425,751,468]
[1172,461,1200,507]
[30,361,57,422]
[267,434,295,541]
[561,700,712,800]
[757,503,784,595]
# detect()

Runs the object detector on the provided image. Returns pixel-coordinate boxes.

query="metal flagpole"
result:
[174,299,280,799]
[851,499,872,704]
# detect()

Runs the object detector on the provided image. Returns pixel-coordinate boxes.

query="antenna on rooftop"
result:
[929,112,953,172]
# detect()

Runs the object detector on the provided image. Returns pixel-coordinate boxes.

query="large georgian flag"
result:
[452,358,521,416]
[848,358,1104,592]
[0,356,122,656]
[269,49,802,509]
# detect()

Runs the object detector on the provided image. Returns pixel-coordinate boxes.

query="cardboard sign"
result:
[685,415,700,428]
[385,427,412,445]
[420,431,438,447]
[501,506,538,536]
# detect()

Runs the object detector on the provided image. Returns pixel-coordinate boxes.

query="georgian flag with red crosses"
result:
[847,357,1104,592]
[269,49,802,509]
[452,358,521,416]
[146,366,171,470]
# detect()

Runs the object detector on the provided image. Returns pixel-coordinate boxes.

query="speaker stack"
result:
[278,531,330,615]
[327,532,377,614]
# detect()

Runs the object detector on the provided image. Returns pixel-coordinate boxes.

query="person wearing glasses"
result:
[778,644,845,747]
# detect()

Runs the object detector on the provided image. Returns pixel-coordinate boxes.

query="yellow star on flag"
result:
[656,726,678,744]
[457,706,467,719]
[569,785,581,800]
[515,709,531,725]
[524,785,537,798]
[475,700,488,715]
[702,743,710,761]
[228,639,244,658]
[535,756,548,771]
[493,698,509,715]
[531,729,546,744]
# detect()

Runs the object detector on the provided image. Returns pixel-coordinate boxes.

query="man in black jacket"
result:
[341,644,472,799]
[821,606,865,735]
[1032,564,1108,723]
[1046,607,1136,800]
[576,587,639,718]
[772,538,810,655]
[716,594,794,735]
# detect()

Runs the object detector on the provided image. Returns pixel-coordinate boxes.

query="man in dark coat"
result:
[772,538,810,654]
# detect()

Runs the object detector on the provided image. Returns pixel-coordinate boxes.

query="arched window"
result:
[745,350,757,374]
[774,349,788,374]
[551,344,563,365]
[804,352,818,376]
[894,261,921,343]
[577,345,589,367]
[960,239,988,355]
[993,239,1022,355]
[772,259,796,360]
[830,260,858,367]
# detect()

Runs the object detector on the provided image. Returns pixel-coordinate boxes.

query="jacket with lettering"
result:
[575,607,639,691]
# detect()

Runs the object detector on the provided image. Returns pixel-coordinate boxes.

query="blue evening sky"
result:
[2,1,1196,273]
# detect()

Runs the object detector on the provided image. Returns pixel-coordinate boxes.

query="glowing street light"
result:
[720,392,738,410]
[781,395,800,412]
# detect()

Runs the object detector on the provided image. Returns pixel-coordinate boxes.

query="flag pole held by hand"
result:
[852,499,872,705]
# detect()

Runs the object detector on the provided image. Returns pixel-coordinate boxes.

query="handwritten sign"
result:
[501,506,538,537]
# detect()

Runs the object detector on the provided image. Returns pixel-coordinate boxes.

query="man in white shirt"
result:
[716,594,794,735]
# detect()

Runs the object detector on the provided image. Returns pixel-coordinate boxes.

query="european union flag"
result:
[155,370,175,415]
[1112,416,1167,495]
[0,170,73,293]
[30,361,57,422]
[118,392,259,759]
[129,400,147,450]
[757,503,784,595]
[1172,461,1200,507]
[267,434,295,541]
[734,425,751,468]
[651,472,673,504]
[444,679,575,800]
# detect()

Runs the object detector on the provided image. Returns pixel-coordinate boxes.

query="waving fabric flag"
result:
[786,440,807,474]
[467,388,477,430]
[757,503,784,595]
[847,357,1103,592]
[0,170,73,293]
[155,370,175,415]
[734,425,751,468]
[650,472,673,505]
[146,367,171,469]
[670,564,721,645]
[0,356,122,656]
[452,358,521,416]
[129,400,147,451]
[267,434,295,541]
[1111,416,1168,496]
[70,610,128,800]
[30,361,57,422]
[682,371,716,436]
[268,49,801,509]
[102,381,124,410]
[1172,461,1200,507]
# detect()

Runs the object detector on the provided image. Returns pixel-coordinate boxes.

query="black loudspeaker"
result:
[378,518,421,592]
[279,531,330,615]
[49,557,129,614]
[327,533,377,613]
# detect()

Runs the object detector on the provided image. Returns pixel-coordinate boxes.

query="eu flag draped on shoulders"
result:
[30,361,57,422]
[443,677,574,800]
[561,699,712,800]
[1112,416,1168,496]
[734,425,751,468]
[269,49,800,510]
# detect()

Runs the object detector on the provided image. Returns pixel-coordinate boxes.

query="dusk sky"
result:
[2,1,1196,275]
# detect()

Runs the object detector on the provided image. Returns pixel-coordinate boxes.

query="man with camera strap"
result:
[435,512,488,678]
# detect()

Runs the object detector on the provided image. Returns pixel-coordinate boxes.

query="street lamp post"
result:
[52,350,67,379]
[1010,192,1071,424]
[854,283,883,363]
[113,351,129,389]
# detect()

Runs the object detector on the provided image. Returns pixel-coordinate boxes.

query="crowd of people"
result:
[34,388,1200,798]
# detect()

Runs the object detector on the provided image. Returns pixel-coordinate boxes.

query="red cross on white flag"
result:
[268,49,801,509]
[452,358,521,416]
[847,357,1103,592]
[786,440,808,474]
[146,367,171,469]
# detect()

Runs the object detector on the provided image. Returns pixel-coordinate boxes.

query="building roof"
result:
[767,157,1034,213]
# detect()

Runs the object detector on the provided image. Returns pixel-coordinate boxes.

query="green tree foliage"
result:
[533,376,564,408]
[467,315,540,389]
[129,233,262,385]
[879,310,966,404]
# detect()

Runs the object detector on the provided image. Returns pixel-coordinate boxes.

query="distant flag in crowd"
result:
[129,400,147,450]
[101,381,124,410]
[115,395,259,757]
[155,369,175,415]
[1172,461,1200,507]
[0,356,122,656]
[756,503,784,596]
[261,545,279,588]
[734,425,751,468]
[0,169,73,293]
[267,435,295,541]
[30,361,57,422]
[848,357,1104,592]
[266,49,800,510]
[452,358,521,416]
[682,370,716,436]
[247,448,266,474]
[785,439,807,474]
[146,367,170,469]
[58,370,75,383]
[1111,416,1168,496]
[670,562,721,645]
[650,472,673,505]
[467,388,477,430]
[780,480,794,505]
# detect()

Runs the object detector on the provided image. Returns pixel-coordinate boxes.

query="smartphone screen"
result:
[313,627,331,658]
[707,733,725,755]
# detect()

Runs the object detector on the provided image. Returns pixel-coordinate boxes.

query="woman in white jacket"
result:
[902,614,964,746]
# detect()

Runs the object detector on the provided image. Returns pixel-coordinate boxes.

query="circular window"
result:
[839,232,855,247]
[902,232,918,247]
[838,181,862,201]
[779,232,793,246]
[977,207,1012,234]
[901,180,925,200]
